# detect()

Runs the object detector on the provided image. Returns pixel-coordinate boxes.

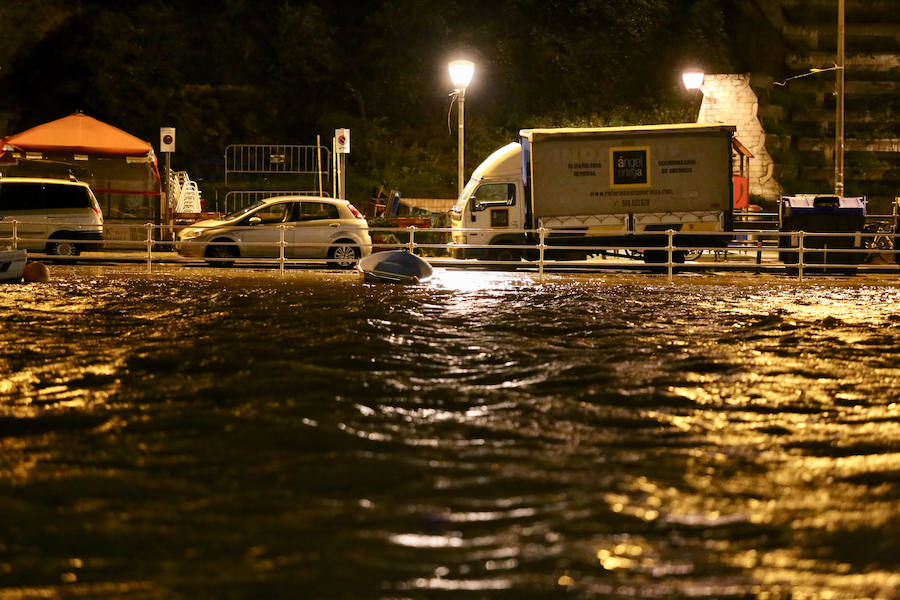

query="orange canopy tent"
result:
[0,113,162,236]
[2,112,154,156]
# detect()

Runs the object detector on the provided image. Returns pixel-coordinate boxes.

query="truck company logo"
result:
[610,148,650,188]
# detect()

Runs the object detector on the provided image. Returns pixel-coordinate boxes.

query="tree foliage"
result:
[0,0,736,200]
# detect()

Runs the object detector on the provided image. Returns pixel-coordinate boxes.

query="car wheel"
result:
[205,239,238,267]
[328,240,360,269]
[47,239,81,257]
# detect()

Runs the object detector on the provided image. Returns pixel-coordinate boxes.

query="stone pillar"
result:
[697,73,782,202]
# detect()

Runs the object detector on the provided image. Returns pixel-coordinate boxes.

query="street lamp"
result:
[681,70,705,91]
[448,59,475,196]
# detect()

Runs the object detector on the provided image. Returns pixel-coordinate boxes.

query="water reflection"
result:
[427,268,540,293]
[1,268,899,598]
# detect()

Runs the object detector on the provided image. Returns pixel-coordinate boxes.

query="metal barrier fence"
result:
[2,220,899,282]
[224,144,331,185]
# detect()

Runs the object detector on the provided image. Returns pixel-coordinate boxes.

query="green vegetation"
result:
[1,1,739,204]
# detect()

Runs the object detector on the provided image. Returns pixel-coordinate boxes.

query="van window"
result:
[45,184,91,209]
[0,182,44,211]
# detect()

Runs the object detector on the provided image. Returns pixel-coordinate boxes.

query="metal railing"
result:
[733,211,897,230]
[2,220,899,282]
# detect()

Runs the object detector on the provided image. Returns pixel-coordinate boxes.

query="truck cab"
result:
[450,143,526,260]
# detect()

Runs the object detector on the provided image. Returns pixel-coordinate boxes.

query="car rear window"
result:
[45,184,91,209]
[0,182,44,211]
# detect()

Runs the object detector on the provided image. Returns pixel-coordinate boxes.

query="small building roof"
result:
[2,112,153,156]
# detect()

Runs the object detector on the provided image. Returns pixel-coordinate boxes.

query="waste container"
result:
[778,195,867,268]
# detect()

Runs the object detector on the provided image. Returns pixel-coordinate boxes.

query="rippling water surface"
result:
[2,266,900,599]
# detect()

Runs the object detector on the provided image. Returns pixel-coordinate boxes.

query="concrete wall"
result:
[696,73,782,202]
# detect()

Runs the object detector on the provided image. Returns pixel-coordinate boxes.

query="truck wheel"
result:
[490,247,521,264]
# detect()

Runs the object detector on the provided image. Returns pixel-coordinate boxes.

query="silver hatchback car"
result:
[177,196,371,268]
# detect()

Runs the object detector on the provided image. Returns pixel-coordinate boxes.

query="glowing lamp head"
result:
[682,70,705,90]
[448,60,475,91]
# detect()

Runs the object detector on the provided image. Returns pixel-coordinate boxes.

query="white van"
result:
[0,177,104,256]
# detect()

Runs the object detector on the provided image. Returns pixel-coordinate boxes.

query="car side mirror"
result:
[249,216,262,225]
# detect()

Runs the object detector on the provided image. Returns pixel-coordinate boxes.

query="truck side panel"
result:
[528,130,733,219]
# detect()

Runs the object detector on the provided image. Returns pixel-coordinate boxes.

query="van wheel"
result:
[47,240,81,257]
[328,240,360,268]
[205,239,238,267]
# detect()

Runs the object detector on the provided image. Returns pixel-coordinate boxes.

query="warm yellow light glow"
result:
[448,59,475,90]
[682,70,705,90]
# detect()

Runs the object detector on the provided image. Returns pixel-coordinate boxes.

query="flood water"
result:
[1,265,899,599]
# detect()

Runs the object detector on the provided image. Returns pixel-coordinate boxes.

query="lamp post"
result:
[835,0,845,196]
[448,59,475,196]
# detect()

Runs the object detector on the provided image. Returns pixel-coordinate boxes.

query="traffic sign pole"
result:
[335,129,350,200]
[159,127,176,241]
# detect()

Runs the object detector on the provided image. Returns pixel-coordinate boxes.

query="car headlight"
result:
[179,229,204,241]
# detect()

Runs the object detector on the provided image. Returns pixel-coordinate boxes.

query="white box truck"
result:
[449,123,737,263]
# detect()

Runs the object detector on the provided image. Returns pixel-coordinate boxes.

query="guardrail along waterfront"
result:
[1,219,898,281]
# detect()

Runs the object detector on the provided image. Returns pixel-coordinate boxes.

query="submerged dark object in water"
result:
[0,249,27,283]
[357,250,433,283]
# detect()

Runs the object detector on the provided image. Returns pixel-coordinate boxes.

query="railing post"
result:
[666,229,675,282]
[407,226,416,253]
[798,231,805,281]
[12,220,18,249]
[538,226,547,280]
[145,222,154,273]
[279,224,286,276]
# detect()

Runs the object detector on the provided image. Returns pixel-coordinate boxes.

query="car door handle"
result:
[329,223,340,227]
